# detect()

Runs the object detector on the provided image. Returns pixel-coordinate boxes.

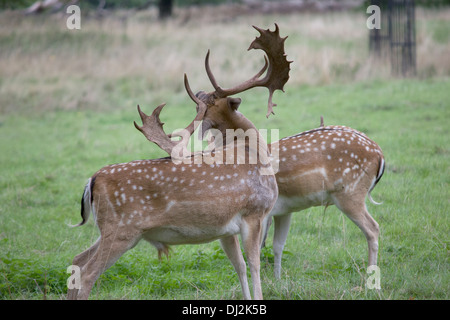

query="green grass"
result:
[0,8,449,300]
[1,77,448,300]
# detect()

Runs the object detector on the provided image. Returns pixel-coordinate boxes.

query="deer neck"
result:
[230,111,257,131]
[211,112,271,170]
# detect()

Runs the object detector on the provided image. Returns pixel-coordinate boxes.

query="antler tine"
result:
[134,104,166,132]
[205,50,269,97]
[169,74,207,139]
[134,103,183,157]
[184,73,205,108]
[205,50,222,96]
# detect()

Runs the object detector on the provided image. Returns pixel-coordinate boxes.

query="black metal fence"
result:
[369,0,416,76]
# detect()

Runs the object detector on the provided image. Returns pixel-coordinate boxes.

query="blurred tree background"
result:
[1,0,239,11]
[1,0,449,12]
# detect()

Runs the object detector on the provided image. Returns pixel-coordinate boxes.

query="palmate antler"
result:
[134,75,206,159]
[206,23,292,117]
[135,24,291,158]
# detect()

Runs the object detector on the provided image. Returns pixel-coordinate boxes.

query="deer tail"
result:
[70,176,96,227]
[368,156,385,205]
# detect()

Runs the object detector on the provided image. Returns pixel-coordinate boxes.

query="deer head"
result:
[134,24,291,160]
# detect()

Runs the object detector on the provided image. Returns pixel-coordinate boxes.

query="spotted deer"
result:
[67,24,291,300]
[263,119,385,278]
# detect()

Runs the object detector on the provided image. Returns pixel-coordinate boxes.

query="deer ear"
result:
[227,97,242,111]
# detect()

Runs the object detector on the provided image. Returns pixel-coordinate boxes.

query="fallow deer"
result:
[67,24,291,300]
[263,120,385,278]
[189,27,385,279]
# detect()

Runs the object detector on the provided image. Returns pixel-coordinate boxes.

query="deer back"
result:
[270,125,384,212]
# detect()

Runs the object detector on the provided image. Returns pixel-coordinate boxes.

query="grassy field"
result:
[0,6,449,300]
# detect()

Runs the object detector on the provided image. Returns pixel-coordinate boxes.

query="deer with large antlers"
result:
[196,26,384,279]
[262,120,385,279]
[67,24,291,300]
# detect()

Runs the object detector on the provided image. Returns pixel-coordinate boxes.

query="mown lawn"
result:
[1,77,448,300]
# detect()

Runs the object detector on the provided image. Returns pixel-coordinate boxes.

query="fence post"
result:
[369,0,416,76]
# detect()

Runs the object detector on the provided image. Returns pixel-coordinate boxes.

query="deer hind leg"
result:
[220,235,251,300]
[241,216,264,300]
[71,233,141,300]
[333,195,380,267]
[272,212,293,279]
[67,237,101,300]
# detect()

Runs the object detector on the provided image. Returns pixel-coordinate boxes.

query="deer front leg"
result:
[241,216,264,300]
[272,213,292,279]
[220,235,251,300]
